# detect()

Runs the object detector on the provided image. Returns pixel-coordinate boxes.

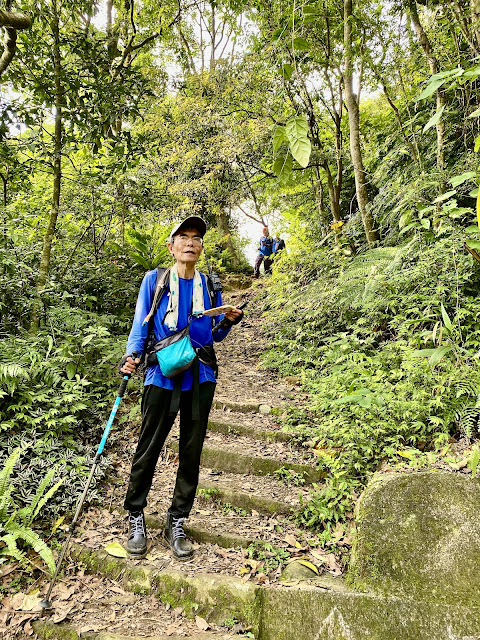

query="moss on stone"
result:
[212,399,260,413]
[259,585,480,640]
[155,569,260,630]
[169,443,323,483]
[70,545,126,582]
[123,566,151,594]
[32,621,79,640]
[207,419,291,443]
[156,572,199,616]
[197,481,293,515]
[349,471,480,606]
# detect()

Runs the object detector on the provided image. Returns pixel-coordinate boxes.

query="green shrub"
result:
[0,448,62,574]
[261,233,480,539]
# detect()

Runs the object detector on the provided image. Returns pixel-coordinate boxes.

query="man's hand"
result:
[120,355,141,375]
[224,308,243,324]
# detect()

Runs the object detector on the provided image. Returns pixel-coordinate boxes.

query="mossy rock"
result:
[259,586,480,640]
[349,471,480,606]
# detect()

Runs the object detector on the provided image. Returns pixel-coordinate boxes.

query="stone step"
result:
[197,478,296,515]
[111,503,307,552]
[213,398,271,414]
[67,544,480,640]
[207,418,291,443]
[168,440,322,483]
[33,621,233,640]
[143,514,256,549]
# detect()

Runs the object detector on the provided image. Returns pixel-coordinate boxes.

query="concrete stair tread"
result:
[197,471,305,514]
[167,440,322,483]
[213,397,270,413]
[159,507,309,550]
[60,544,480,640]
[34,628,231,640]
[78,504,311,555]
[208,416,292,442]
[202,430,310,464]
[31,569,235,640]
[34,621,233,640]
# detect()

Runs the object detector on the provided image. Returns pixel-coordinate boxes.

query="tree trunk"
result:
[323,162,341,223]
[0,10,32,77]
[343,0,379,247]
[407,0,445,172]
[30,4,63,331]
[471,0,480,50]
[0,9,31,29]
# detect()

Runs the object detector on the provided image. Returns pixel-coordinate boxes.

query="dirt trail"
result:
[3,282,341,640]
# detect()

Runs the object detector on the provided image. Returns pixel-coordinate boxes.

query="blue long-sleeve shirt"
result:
[126,269,231,390]
[258,235,273,257]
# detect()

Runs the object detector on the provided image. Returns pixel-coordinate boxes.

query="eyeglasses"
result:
[174,234,203,245]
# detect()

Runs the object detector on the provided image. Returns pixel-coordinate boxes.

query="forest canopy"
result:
[2,0,480,569]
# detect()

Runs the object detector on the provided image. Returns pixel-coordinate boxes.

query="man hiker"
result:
[253,226,273,277]
[119,215,243,560]
[273,234,285,255]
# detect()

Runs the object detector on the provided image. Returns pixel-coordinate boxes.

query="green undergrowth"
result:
[0,305,142,519]
[260,231,480,544]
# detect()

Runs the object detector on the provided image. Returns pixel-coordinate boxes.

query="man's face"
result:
[168,227,204,265]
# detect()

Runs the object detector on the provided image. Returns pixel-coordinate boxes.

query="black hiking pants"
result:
[123,382,216,517]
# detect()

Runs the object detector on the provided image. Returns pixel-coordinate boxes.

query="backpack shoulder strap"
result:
[143,266,170,327]
[203,272,219,309]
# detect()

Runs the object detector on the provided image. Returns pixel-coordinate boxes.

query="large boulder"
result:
[349,471,480,606]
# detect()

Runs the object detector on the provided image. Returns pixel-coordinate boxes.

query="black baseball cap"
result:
[168,216,207,243]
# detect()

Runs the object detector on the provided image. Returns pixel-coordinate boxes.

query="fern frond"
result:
[5,523,56,575]
[0,532,27,566]
[0,447,22,501]
[29,478,64,525]
[0,482,14,521]
[21,465,58,526]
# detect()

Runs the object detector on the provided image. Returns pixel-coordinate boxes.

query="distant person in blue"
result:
[253,226,274,278]
[119,216,243,561]
[273,234,285,255]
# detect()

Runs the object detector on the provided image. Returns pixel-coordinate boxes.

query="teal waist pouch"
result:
[153,325,197,378]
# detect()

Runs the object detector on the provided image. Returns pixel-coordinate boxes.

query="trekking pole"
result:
[40,371,132,612]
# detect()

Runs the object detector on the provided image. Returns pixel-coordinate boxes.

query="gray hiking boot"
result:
[126,510,147,557]
[164,513,193,560]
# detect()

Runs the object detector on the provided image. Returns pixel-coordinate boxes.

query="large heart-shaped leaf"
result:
[273,126,286,153]
[285,115,311,168]
[273,154,293,183]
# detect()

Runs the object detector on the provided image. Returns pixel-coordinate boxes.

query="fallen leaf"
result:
[10,593,25,611]
[53,584,76,601]
[52,604,75,624]
[296,560,319,575]
[165,624,177,636]
[196,615,210,630]
[104,542,127,558]
[284,534,298,547]
[23,621,34,636]
[21,590,42,612]
[107,585,127,596]
[311,549,328,563]
[79,624,102,633]
[0,565,18,579]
